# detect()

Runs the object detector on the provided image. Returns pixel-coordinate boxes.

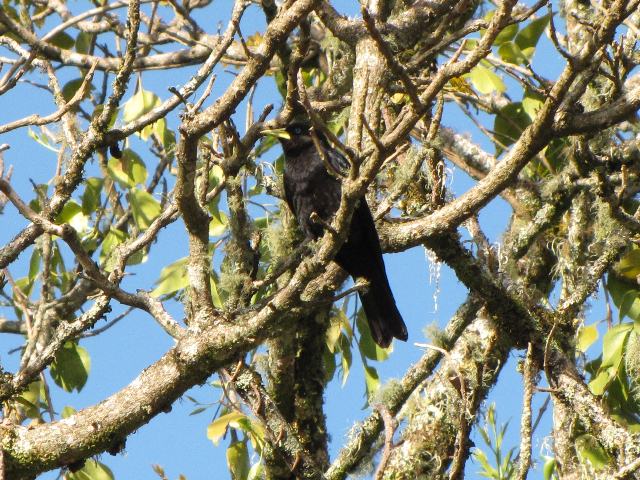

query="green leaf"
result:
[82,177,104,215]
[601,323,633,370]
[542,456,556,480]
[615,247,640,281]
[208,190,228,237]
[14,276,34,299]
[522,90,545,120]
[326,315,342,354]
[339,334,352,386]
[62,78,92,102]
[28,183,49,213]
[227,441,250,480]
[327,107,350,137]
[91,104,119,129]
[301,67,323,88]
[209,211,229,237]
[17,381,42,419]
[589,323,633,395]
[61,406,77,419]
[56,201,89,233]
[472,448,499,478]
[539,138,569,175]
[210,272,224,309]
[274,154,285,175]
[28,248,41,283]
[50,341,91,392]
[482,11,519,45]
[247,423,265,453]
[254,135,279,159]
[467,64,506,95]
[142,117,174,148]
[247,461,264,480]
[65,459,114,480]
[363,364,380,398]
[207,411,246,445]
[28,127,59,153]
[274,70,287,98]
[494,24,519,45]
[494,102,531,155]
[390,93,409,107]
[608,274,640,323]
[151,257,189,297]
[107,149,147,188]
[158,122,176,155]
[515,14,551,60]
[165,132,178,159]
[577,324,599,353]
[209,164,225,189]
[49,32,74,49]
[122,81,161,124]
[100,228,127,269]
[589,369,613,396]
[497,41,528,65]
[51,241,70,292]
[619,290,640,322]
[611,414,640,432]
[323,346,337,383]
[129,188,161,229]
[575,434,611,470]
[153,118,168,143]
[462,39,479,50]
[338,303,354,339]
[231,416,265,453]
[75,32,93,54]
[356,309,391,361]
[607,370,635,415]
[190,406,207,416]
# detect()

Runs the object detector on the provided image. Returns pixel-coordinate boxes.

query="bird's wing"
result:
[282,167,295,214]
[322,141,350,176]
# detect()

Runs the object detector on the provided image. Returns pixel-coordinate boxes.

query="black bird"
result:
[262,120,408,347]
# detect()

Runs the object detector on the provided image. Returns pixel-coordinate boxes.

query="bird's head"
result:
[261,120,314,155]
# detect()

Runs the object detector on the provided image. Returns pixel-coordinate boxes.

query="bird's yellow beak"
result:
[261,128,291,140]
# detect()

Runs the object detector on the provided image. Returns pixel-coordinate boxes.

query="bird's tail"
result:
[358,278,408,348]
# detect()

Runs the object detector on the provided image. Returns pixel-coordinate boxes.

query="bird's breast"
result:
[284,153,342,238]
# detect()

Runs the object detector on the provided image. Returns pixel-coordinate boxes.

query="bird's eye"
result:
[293,127,302,135]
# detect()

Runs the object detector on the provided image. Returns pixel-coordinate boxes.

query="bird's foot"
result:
[309,211,338,236]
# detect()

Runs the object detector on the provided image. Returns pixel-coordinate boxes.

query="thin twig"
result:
[0,61,98,135]
[192,74,217,112]
[296,73,358,166]
[614,455,640,479]
[310,211,339,236]
[80,307,134,338]
[361,114,386,153]
[516,343,536,480]
[373,403,396,480]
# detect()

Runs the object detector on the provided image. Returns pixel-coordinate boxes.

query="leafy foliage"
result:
[472,404,517,480]
[50,341,91,393]
[65,460,114,480]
